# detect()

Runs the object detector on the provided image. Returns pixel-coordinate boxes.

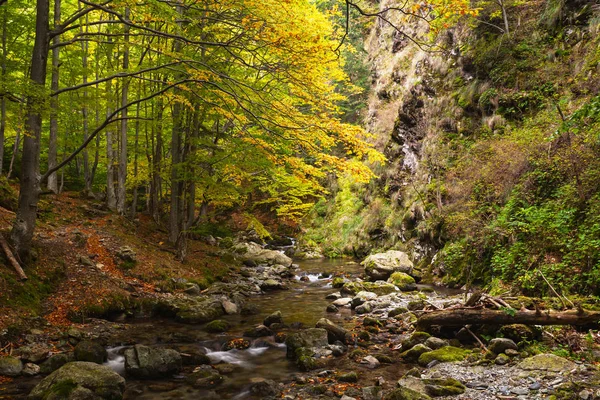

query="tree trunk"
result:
[11,0,50,262]
[498,0,510,36]
[81,13,91,194]
[47,0,60,193]
[116,7,130,215]
[0,9,7,174]
[416,308,600,331]
[130,96,140,219]
[150,92,163,224]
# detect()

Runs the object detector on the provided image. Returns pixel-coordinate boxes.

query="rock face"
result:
[285,328,329,358]
[362,251,414,281]
[28,362,125,400]
[0,356,22,377]
[74,341,108,364]
[233,242,292,266]
[124,345,182,379]
[516,353,576,372]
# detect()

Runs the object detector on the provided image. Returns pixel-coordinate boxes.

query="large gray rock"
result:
[40,353,75,374]
[15,344,51,363]
[124,345,182,379]
[362,251,414,281]
[28,362,125,400]
[233,242,292,266]
[156,296,224,324]
[285,328,329,359]
[0,356,22,377]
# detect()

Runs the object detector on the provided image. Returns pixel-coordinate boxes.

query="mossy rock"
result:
[363,317,383,327]
[374,354,395,364]
[295,347,318,371]
[423,378,465,396]
[362,281,397,295]
[516,354,576,372]
[384,386,431,400]
[205,320,230,333]
[0,356,22,377]
[388,272,417,291]
[187,367,223,388]
[418,346,470,366]
[332,277,346,288]
[400,344,433,362]
[338,371,358,383]
[499,324,540,343]
[401,332,431,351]
[28,362,125,400]
[74,341,107,364]
[389,307,409,318]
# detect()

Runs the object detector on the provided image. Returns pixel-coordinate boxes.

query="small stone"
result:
[333,298,353,307]
[361,355,380,369]
[529,382,541,391]
[579,389,591,400]
[325,293,341,300]
[326,304,339,313]
[222,300,238,315]
[424,337,449,350]
[338,371,358,383]
[0,356,23,376]
[495,353,510,365]
[506,348,519,357]
[263,311,283,327]
[466,381,488,389]
[511,387,529,396]
[22,363,40,377]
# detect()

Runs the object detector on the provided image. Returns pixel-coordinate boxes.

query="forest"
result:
[0,0,600,399]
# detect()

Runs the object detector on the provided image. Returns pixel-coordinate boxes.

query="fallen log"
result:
[0,233,27,280]
[416,308,600,330]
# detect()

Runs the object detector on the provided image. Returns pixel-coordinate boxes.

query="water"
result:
[106,258,364,399]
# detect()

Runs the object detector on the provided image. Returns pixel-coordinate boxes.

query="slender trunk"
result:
[106,81,116,210]
[7,127,20,179]
[185,110,199,229]
[150,94,163,224]
[0,9,7,174]
[81,13,91,194]
[116,7,130,215]
[11,0,50,262]
[131,98,140,219]
[169,101,183,244]
[498,0,510,36]
[47,0,60,193]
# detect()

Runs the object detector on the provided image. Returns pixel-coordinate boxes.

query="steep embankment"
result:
[303,0,600,295]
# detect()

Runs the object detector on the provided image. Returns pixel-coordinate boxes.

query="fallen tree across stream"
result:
[416,308,600,330]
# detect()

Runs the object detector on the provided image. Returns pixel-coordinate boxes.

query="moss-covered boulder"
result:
[285,328,328,359]
[28,362,125,400]
[389,307,409,318]
[499,324,540,343]
[0,356,22,377]
[40,353,75,375]
[156,296,225,324]
[388,272,417,291]
[332,277,346,288]
[124,345,182,379]
[362,281,397,295]
[187,366,223,388]
[401,332,431,351]
[315,318,352,344]
[74,341,107,364]
[397,376,465,397]
[418,346,470,366]
[384,386,431,400]
[232,242,292,266]
[205,320,230,333]
[338,371,358,383]
[488,338,517,355]
[516,354,576,372]
[295,347,319,371]
[362,251,415,281]
[400,344,433,362]
[341,281,365,296]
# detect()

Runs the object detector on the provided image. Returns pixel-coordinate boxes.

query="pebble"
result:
[529,382,541,390]
[467,381,489,389]
[579,389,591,400]
[511,387,529,395]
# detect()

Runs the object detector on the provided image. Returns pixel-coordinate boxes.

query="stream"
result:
[107,258,365,399]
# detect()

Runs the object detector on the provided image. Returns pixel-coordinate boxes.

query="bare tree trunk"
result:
[116,7,130,215]
[0,9,7,174]
[11,0,50,262]
[150,92,163,224]
[7,127,20,179]
[47,0,60,193]
[81,12,91,194]
[130,97,140,218]
[497,0,510,36]
[169,101,183,244]
[106,81,116,210]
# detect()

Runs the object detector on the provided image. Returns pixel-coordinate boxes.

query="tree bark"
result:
[11,0,50,262]
[0,9,7,174]
[0,233,27,280]
[416,308,600,331]
[116,7,130,215]
[47,0,60,193]
[80,12,91,194]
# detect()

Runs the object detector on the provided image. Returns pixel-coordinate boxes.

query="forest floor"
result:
[0,191,233,337]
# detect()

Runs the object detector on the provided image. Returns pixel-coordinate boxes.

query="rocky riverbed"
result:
[1,243,599,399]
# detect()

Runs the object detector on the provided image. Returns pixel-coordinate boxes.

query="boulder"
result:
[362,251,414,281]
[263,311,283,327]
[499,324,540,343]
[400,344,432,362]
[74,341,107,364]
[418,346,470,366]
[343,281,396,296]
[40,353,75,374]
[22,363,41,377]
[315,318,352,344]
[351,291,378,308]
[16,343,51,363]
[28,362,125,400]
[0,356,22,377]
[338,371,358,383]
[249,378,280,397]
[516,353,576,372]
[221,300,238,315]
[388,272,417,291]
[424,337,449,350]
[205,320,230,333]
[285,328,329,358]
[361,355,380,369]
[233,242,292,266]
[488,338,518,355]
[187,365,223,388]
[333,298,353,307]
[116,246,136,262]
[124,345,182,379]
[243,325,272,338]
[384,386,431,400]
[260,279,285,291]
[397,376,466,397]
[401,332,431,351]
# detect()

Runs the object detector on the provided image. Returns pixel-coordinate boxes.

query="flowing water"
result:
[108,258,365,399]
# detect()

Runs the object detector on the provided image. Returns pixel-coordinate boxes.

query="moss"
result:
[332,277,345,288]
[205,320,230,333]
[338,371,358,383]
[402,332,431,350]
[363,317,383,327]
[47,379,78,398]
[418,346,470,366]
[388,272,417,291]
[423,378,466,396]
[384,386,431,400]
[295,347,317,371]
[361,281,396,295]
[389,307,408,318]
